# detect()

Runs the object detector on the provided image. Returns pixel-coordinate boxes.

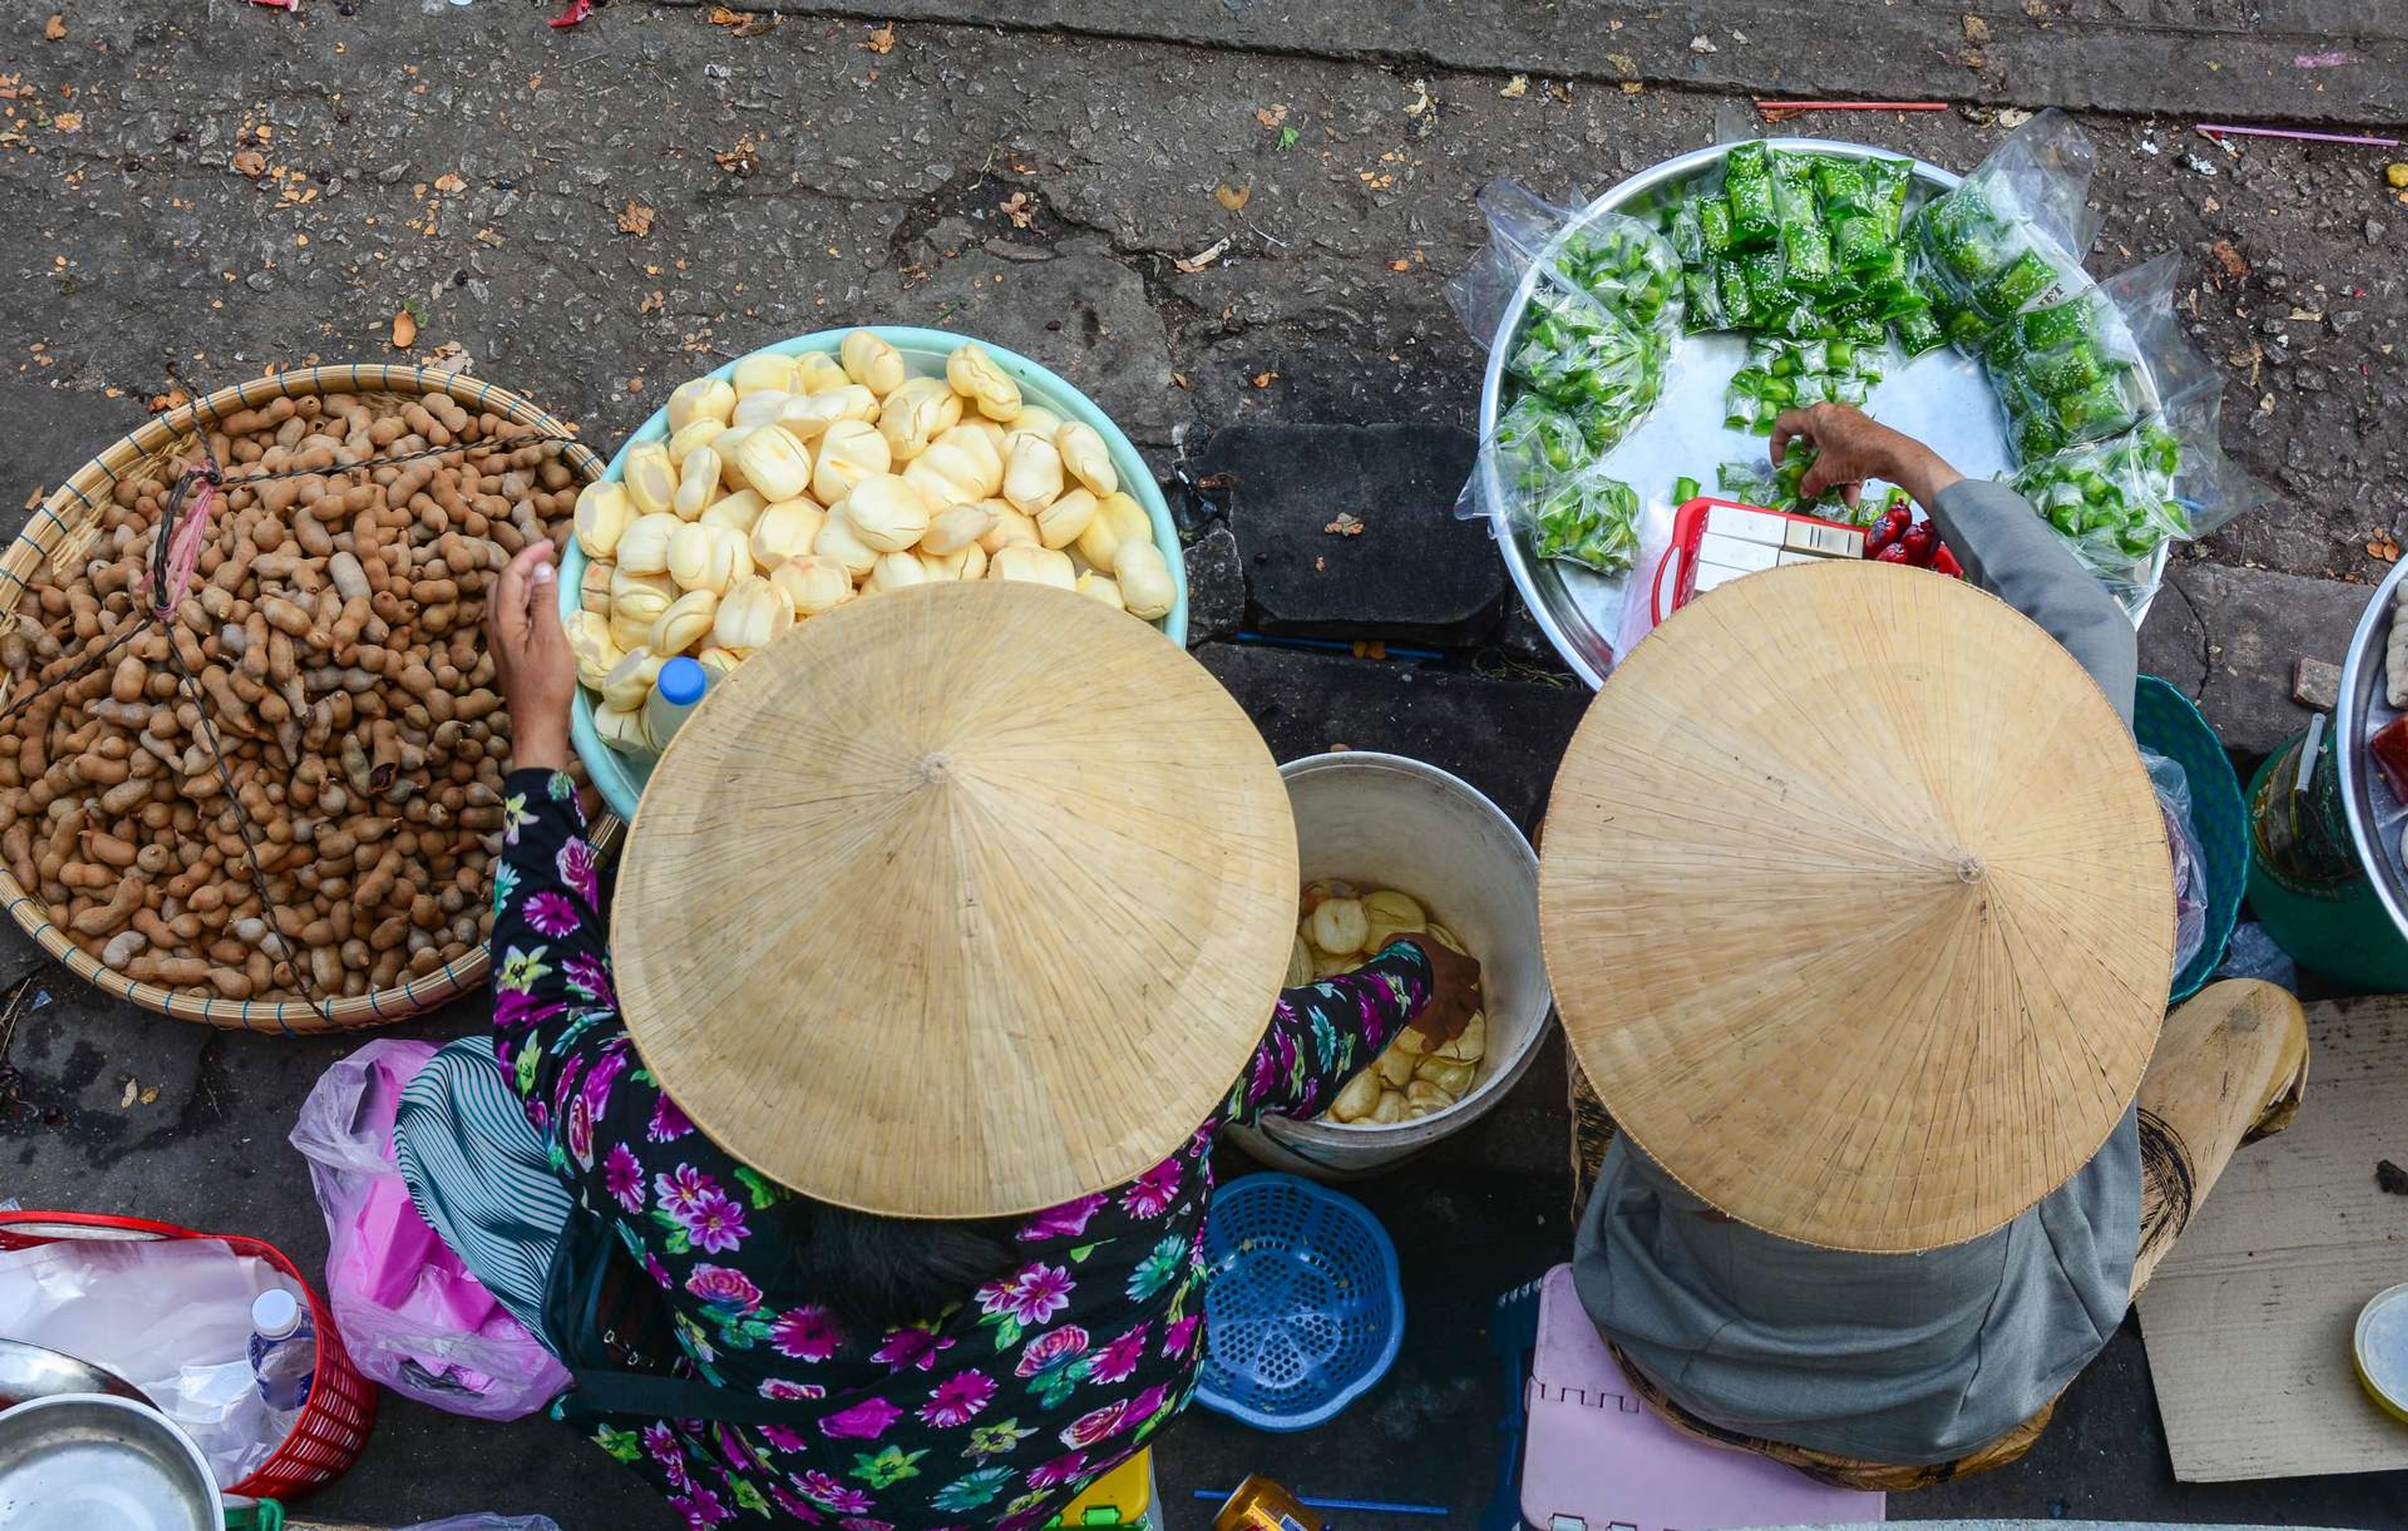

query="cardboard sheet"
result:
[2137,995,2408,1481]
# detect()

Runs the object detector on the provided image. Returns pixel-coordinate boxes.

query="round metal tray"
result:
[2334,561,2408,942]
[1476,137,2158,687]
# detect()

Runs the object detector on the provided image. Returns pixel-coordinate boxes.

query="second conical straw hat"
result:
[1541,560,2172,1253]
[613,581,1299,1219]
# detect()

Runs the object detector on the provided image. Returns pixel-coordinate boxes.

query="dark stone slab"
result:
[2140,560,2378,762]
[722,0,2408,127]
[1180,522,1247,644]
[1196,642,1589,833]
[1199,424,1504,643]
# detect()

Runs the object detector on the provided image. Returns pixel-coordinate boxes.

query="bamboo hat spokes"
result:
[612,581,1299,1219]
[1540,562,2173,1253]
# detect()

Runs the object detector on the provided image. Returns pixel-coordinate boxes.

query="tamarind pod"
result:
[241,613,271,679]
[369,718,400,790]
[69,875,141,936]
[327,552,370,603]
[110,654,145,704]
[257,596,314,638]
[71,752,130,787]
[340,734,374,797]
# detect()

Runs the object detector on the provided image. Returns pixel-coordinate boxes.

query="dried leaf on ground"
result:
[391,308,418,348]
[618,200,655,237]
[2210,239,2249,278]
[1172,236,1230,274]
[1388,259,1410,272]
[714,133,761,177]
[998,190,1036,228]
[1213,182,1251,212]
[51,110,79,133]
[43,14,65,39]
[1499,75,1529,98]
[1255,104,1289,127]
[709,6,774,35]
[1324,512,1365,536]
[1252,371,1279,388]
[862,23,895,53]
[231,149,265,177]
[147,386,189,414]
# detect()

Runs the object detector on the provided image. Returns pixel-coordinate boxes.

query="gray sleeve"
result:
[1928,478,2136,727]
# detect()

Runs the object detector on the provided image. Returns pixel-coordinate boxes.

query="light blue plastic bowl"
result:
[560,327,1186,823]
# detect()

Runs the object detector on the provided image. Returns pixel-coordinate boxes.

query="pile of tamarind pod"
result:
[0,388,592,1007]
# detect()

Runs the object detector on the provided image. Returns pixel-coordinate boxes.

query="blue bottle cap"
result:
[655,656,708,708]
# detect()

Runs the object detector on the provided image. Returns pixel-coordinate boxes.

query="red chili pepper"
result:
[1931,544,1964,579]
[1874,540,1914,564]
[1899,524,1935,566]
[1866,507,1909,554]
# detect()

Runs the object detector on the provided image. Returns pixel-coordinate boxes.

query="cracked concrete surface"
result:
[2,2,2407,1525]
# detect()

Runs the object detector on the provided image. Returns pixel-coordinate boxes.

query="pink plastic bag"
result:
[288,1039,569,1420]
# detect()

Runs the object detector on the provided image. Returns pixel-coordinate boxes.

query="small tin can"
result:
[1213,1476,1327,1531]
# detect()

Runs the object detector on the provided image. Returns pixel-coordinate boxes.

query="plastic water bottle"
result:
[643,656,709,752]
[248,1288,316,1413]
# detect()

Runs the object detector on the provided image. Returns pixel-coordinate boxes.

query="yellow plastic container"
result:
[1047,1450,1153,1528]
[2355,1283,2408,1424]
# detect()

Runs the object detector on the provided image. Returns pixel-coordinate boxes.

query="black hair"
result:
[776,1198,1022,1335]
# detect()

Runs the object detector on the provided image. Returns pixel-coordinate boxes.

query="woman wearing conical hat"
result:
[1544,404,2308,1488]
[393,554,1482,1528]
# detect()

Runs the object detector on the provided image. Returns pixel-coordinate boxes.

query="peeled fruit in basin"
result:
[1296,878,1488,1130]
[1308,897,1368,957]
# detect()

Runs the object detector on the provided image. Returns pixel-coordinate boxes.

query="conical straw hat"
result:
[1541,561,2172,1253]
[613,581,1299,1219]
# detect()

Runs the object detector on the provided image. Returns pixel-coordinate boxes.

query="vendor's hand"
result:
[1404,939,1484,1049]
[1771,402,1963,511]
[488,540,576,774]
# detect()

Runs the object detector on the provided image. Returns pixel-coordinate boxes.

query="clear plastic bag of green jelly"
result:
[2005,391,2271,609]
[1908,109,2104,355]
[1445,181,1686,355]
[1987,253,2224,461]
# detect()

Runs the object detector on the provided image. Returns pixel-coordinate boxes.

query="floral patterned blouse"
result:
[490,769,1433,1530]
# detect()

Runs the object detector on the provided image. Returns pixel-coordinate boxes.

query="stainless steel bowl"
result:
[1475,137,2158,686]
[2335,560,2408,942]
[0,1394,221,1531]
[0,1337,151,1409]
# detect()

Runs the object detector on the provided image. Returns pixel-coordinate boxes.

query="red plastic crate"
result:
[0,1209,378,1501]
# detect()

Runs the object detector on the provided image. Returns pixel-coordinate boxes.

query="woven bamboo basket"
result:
[0,363,620,1033]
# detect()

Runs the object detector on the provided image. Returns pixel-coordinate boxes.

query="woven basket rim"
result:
[0,362,618,1033]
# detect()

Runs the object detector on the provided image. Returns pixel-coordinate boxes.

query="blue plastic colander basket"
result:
[1194,1172,1404,1431]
